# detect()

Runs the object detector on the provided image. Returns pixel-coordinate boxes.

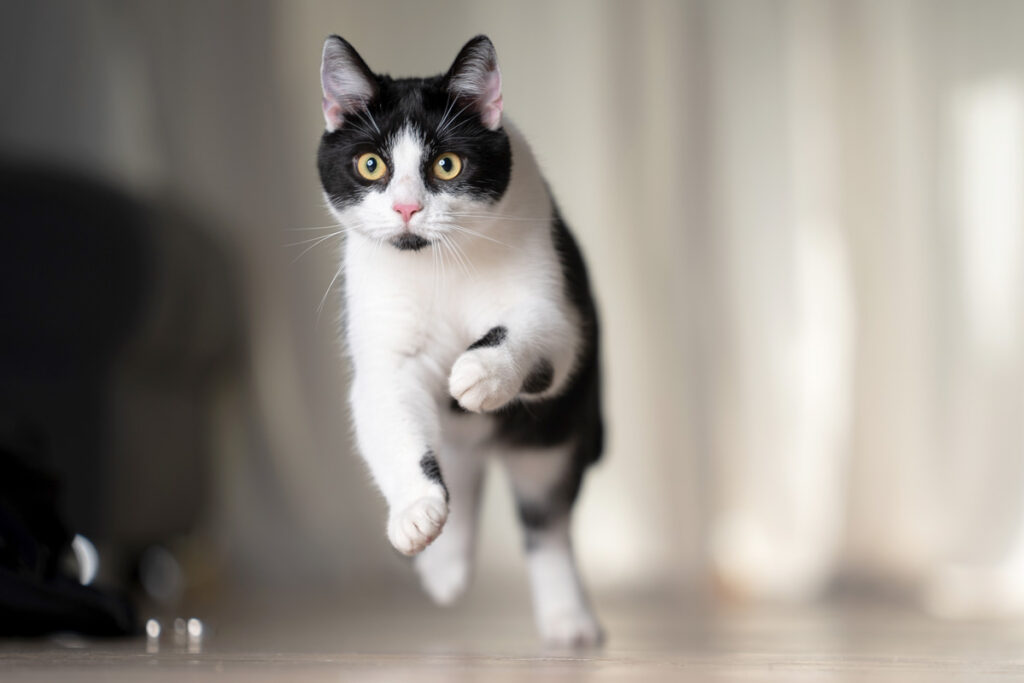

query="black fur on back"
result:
[492,208,604,523]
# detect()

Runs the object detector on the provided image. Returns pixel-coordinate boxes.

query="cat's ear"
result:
[445,35,503,131]
[320,35,377,132]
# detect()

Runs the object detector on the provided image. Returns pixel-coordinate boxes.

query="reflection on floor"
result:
[2,584,1024,682]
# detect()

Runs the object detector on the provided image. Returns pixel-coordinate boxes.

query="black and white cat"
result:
[317,35,604,646]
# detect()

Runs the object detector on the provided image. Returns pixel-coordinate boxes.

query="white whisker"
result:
[436,95,456,133]
[440,110,477,138]
[291,230,347,263]
[438,233,464,279]
[442,233,476,279]
[361,106,381,135]
[283,230,345,247]
[433,232,448,297]
[286,223,343,232]
[438,222,518,249]
[431,231,440,304]
[438,102,474,137]
[315,265,344,328]
[445,212,552,222]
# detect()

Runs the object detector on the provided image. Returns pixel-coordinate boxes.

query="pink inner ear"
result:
[479,68,503,130]
[323,97,344,132]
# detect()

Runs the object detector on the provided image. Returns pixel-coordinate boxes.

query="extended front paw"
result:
[448,348,519,413]
[387,496,448,556]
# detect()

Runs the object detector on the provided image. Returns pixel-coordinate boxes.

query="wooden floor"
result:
[2,586,1023,681]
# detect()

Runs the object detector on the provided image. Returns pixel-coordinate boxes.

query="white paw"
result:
[448,348,519,413]
[539,609,604,649]
[415,554,471,606]
[387,496,448,556]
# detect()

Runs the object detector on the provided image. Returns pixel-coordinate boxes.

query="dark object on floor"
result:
[0,162,242,634]
[0,425,135,636]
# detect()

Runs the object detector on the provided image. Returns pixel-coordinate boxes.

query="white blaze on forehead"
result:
[388,127,426,206]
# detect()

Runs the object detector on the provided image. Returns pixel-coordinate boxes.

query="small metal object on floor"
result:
[141,617,204,654]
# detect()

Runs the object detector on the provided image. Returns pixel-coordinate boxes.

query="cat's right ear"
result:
[445,35,503,130]
[320,36,377,132]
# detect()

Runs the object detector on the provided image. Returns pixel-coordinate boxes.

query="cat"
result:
[317,35,604,647]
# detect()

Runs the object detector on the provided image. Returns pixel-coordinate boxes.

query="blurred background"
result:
[2,0,1024,632]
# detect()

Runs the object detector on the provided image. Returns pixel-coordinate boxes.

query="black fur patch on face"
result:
[391,233,431,251]
[420,450,449,501]
[317,67,512,214]
[521,358,554,394]
[467,325,507,350]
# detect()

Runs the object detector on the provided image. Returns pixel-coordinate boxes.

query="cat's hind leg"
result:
[414,422,487,605]
[502,443,603,648]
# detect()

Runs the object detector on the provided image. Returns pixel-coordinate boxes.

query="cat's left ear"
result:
[445,35,503,130]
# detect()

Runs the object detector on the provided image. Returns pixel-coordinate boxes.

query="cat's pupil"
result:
[439,158,452,172]
[366,157,377,172]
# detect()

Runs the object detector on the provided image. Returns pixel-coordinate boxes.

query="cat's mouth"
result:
[390,233,432,251]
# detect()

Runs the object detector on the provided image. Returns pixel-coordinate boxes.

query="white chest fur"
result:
[339,123,578,400]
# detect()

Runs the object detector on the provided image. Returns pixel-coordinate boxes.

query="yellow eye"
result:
[433,152,462,180]
[356,152,387,181]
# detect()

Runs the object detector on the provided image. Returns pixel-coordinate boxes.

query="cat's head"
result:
[317,35,511,251]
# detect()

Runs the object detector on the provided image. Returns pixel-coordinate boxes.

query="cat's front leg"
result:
[448,326,521,413]
[450,310,576,414]
[349,365,449,556]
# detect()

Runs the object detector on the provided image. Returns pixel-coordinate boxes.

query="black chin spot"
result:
[391,234,431,251]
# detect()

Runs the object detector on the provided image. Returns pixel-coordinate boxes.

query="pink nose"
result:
[393,202,422,223]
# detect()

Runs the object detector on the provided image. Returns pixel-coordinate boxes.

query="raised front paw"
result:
[448,346,519,413]
[387,495,448,556]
